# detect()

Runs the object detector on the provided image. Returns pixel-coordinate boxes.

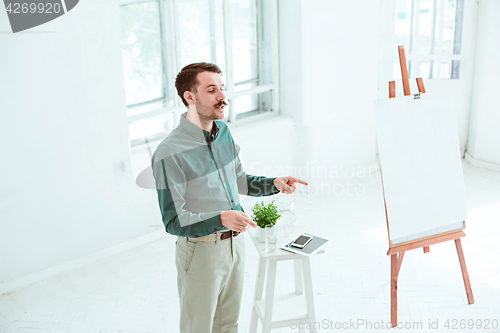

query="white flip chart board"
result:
[373,92,467,246]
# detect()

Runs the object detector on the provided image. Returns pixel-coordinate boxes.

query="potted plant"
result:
[251,200,281,242]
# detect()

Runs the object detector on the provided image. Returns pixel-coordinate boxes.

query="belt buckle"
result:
[219,230,232,242]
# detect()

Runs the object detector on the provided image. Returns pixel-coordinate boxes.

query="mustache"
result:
[215,101,228,108]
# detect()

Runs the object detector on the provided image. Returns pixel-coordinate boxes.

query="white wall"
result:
[230,116,295,178]
[279,0,382,186]
[467,0,500,166]
[0,0,161,289]
[0,0,296,292]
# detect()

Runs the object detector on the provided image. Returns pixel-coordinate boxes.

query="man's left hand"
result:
[274,176,308,194]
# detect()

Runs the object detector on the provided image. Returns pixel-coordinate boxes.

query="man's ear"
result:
[184,91,195,105]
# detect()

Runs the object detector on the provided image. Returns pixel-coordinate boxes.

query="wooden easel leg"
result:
[397,252,404,276]
[455,239,475,304]
[391,254,398,327]
[423,246,430,253]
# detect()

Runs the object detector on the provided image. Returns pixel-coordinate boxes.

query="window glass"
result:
[127,100,164,118]
[233,90,272,119]
[441,60,460,79]
[176,0,225,70]
[395,0,411,49]
[440,0,458,55]
[120,2,164,106]
[416,0,433,55]
[394,0,462,79]
[232,82,258,117]
[419,60,432,79]
[231,0,258,83]
[450,60,460,79]
[129,112,178,145]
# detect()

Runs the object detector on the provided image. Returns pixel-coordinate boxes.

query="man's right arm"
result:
[152,146,256,236]
[152,149,225,238]
[155,186,223,237]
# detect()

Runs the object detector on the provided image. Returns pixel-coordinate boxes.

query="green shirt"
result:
[152,113,279,237]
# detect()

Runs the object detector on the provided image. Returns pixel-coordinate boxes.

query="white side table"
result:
[248,228,319,333]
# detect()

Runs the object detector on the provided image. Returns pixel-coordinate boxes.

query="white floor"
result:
[1,161,500,333]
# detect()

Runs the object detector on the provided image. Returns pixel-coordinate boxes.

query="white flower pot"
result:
[256,226,266,243]
[256,225,277,243]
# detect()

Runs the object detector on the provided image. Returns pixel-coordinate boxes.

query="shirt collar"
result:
[179,112,218,143]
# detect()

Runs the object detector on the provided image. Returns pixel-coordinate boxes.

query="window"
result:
[119,0,279,146]
[394,0,464,80]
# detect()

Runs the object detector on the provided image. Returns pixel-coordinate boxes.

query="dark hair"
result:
[175,62,222,106]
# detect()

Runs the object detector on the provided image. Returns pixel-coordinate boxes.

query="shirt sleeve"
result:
[152,148,227,237]
[246,174,280,196]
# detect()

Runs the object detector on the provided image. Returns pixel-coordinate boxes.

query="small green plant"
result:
[251,200,281,228]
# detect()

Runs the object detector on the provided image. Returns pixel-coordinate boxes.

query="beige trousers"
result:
[175,235,245,333]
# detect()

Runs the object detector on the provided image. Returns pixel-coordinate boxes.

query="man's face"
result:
[192,71,226,121]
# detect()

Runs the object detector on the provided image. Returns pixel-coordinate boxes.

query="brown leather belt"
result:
[188,230,240,242]
[221,230,240,240]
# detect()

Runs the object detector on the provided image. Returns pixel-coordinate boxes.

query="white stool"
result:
[248,229,318,333]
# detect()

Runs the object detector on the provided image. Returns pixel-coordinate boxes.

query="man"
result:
[152,62,307,333]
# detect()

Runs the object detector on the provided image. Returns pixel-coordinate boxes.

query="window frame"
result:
[119,0,280,146]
